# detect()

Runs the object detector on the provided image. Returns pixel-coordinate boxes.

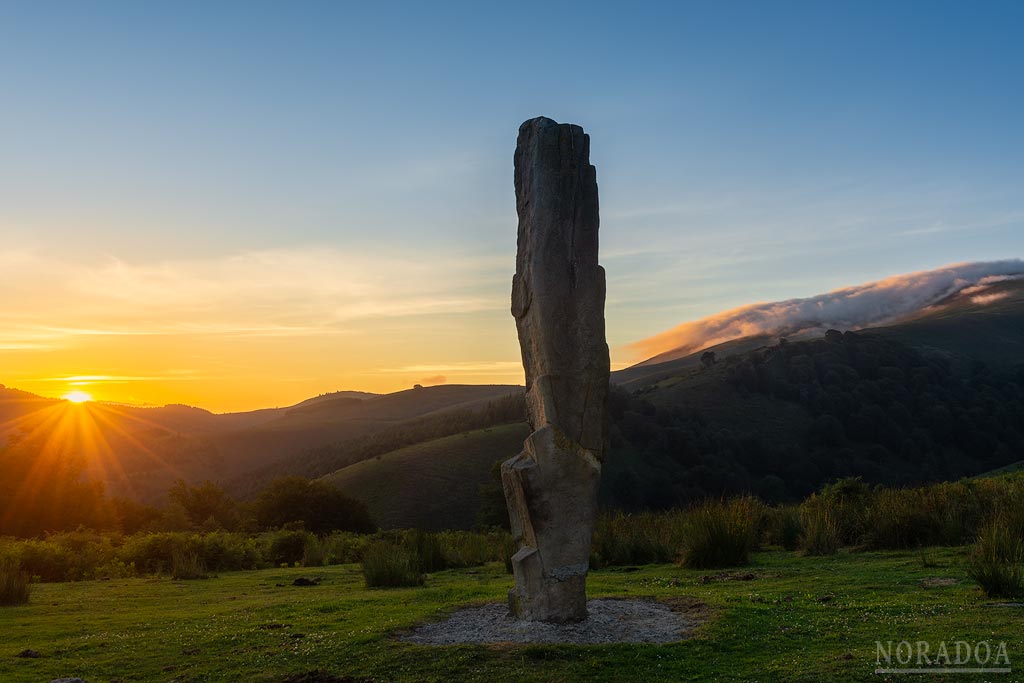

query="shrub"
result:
[302,535,326,567]
[118,533,184,574]
[171,548,208,580]
[799,506,841,556]
[406,530,446,573]
[322,532,366,565]
[968,513,1024,599]
[0,558,30,606]
[764,505,802,551]
[361,542,423,588]
[864,482,1000,550]
[806,477,873,546]
[196,532,260,571]
[678,498,761,569]
[434,530,506,568]
[254,477,375,534]
[16,540,80,582]
[591,511,684,568]
[266,530,312,566]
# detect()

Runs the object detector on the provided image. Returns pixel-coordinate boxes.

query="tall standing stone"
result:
[502,117,609,623]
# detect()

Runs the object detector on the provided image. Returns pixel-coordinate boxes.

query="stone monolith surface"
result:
[501,117,609,623]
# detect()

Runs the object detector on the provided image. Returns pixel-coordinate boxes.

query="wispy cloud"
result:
[0,246,508,350]
[378,361,522,375]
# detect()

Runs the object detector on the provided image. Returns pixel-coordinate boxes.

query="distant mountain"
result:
[594,279,1024,508]
[0,383,520,503]
[5,278,1022,529]
[314,279,1024,527]
[625,262,1024,368]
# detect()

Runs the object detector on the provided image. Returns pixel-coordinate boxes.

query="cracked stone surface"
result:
[501,116,609,623]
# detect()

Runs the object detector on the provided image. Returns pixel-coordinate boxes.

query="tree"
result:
[825,329,844,344]
[0,441,117,537]
[254,477,375,534]
[700,350,717,368]
[167,480,240,531]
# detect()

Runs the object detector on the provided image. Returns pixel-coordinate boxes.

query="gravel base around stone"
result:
[400,598,700,645]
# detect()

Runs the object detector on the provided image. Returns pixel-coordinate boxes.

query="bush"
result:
[968,513,1024,599]
[254,477,375,534]
[0,558,30,606]
[361,542,423,588]
[406,530,446,573]
[799,506,841,556]
[266,530,312,566]
[13,531,119,582]
[432,530,494,568]
[171,548,208,580]
[322,532,367,565]
[196,532,260,571]
[764,506,802,551]
[864,481,1002,550]
[119,533,184,574]
[591,511,685,568]
[678,498,761,569]
[806,477,873,546]
[302,536,326,567]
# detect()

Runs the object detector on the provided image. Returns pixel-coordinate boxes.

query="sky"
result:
[1,1,1023,411]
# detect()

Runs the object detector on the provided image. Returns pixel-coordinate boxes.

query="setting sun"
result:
[63,390,94,404]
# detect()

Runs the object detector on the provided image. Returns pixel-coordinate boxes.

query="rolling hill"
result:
[309,278,1024,526]
[320,423,530,531]
[4,278,1022,530]
[0,383,521,504]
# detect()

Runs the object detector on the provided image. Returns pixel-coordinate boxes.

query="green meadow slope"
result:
[320,422,529,531]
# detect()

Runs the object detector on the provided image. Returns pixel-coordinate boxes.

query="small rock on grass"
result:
[16,649,42,658]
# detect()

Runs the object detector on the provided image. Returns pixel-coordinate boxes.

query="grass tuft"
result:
[678,497,761,569]
[171,548,208,580]
[0,557,30,606]
[361,542,424,588]
[968,512,1024,598]
[799,506,841,556]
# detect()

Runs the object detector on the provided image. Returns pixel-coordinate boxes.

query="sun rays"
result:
[0,399,190,532]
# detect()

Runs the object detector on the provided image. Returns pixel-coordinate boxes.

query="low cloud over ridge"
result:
[628,260,1024,364]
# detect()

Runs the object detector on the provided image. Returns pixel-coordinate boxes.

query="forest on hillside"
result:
[596,331,1024,511]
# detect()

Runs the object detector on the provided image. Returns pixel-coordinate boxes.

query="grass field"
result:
[2,547,1021,683]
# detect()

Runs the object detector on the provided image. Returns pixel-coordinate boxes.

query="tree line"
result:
[0,437,373,538]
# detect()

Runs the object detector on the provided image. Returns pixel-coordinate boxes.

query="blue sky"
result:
[2,2,1023,407]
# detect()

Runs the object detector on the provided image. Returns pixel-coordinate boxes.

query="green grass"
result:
[2,548,1021,683]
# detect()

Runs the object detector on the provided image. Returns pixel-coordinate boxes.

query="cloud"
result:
[0,246,508,350]
[971,292,1010,305]
[627,260,1024,363]
[418,375,447,386]
[380,361,522,376]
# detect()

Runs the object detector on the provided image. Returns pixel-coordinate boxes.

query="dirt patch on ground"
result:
[919,577,958,588]
[399,597,708,645]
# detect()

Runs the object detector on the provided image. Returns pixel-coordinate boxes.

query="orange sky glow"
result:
[0,247,641,412]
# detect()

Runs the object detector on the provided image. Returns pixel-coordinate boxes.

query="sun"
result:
[63,390,94,404]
